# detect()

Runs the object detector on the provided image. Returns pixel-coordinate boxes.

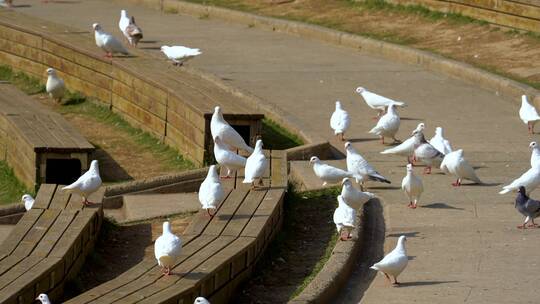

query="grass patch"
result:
[57,98,195,171]
[261,118,303,150]
[0,160,33,205]
[234,185,340,302]
[0,65,45,95]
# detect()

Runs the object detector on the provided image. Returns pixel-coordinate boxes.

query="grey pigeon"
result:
[515,186,540,229]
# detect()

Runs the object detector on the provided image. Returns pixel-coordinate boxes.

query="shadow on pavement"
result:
[397,280,459,287]
[421,202,464,210]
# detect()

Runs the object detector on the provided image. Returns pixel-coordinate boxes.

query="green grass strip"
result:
[0,160,33,205]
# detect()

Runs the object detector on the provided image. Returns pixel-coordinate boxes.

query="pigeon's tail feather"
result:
[499,187,511,194]
[368,173,391,184]
[370,265,379,271]
[368,126,381,134]
[393,101,406,107]
[61,185,75,192]
[353,174,364,183]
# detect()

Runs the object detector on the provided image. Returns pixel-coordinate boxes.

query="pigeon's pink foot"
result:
[407,202,414,208]
[527,223,539,228]
[423,167,432,174]
[340,231,349,241]
[82,199,94,206]
[452,179,461,187]
[517,224,527,229]
[207,209,216,217]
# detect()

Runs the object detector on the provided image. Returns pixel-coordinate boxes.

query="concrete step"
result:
[105,193,200,224]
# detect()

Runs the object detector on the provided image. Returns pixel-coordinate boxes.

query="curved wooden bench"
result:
[0,83,95,191]
[0,10,264,166]
[0,184,104,304]
[64,150,286,304]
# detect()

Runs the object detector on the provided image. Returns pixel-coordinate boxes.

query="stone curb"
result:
[119,0,540,106]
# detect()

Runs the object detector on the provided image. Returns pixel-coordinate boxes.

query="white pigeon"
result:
[309,156,361,186]
[340,177,375,210]
[160,45,201,66]
[412,130,444,174]
[62,160,102,206]
[194,297,210,304]
[45,68,65,103]
[368,103,400,144]
[119,10,143,47]
[198,165,224,216]
[334,195,356,241]
[530,141,540,168]
[370,235,408,285]
[330,100,350,141]
[21,194,34,211]
[401,164,423,209]
[93,23,129,58]
[35,294,51,304]
[500,166,540,195]
[429,127,452,155]
[210,106,253,153]
[154,221,182,276]
[243,139,269,188]
[519,95,540,134]
[213,136,247,178]
[440,149,482,186]
[380,123,425,163]
[345,142,391,188]
[355,87,406,118]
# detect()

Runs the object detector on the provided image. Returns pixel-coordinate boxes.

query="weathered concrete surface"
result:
[11,1,540,303]
[121,192,199,222]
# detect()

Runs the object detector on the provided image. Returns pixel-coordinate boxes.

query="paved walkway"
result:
[12,1,540,303]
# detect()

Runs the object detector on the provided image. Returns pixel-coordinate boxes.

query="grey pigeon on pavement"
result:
[515,186,540,229]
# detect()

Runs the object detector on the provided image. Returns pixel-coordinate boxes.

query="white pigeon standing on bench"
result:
[119,10,143,47]
[370,235,409,286]
[243,139,269,189]
[368,103,401,144]
[214,136,247,178]
[154,221,182,276]
[381,123,425,163]
[334,195,356,241]
[35,294,51,304]
[93,23,129,58]
[310,156,361,186]
[198,165,224,216]
[161,45,201,66]
[210,106,253,153]
[21,194,34,211]
[330,100,350,141]
[45,68,65,103]
[519,95,540,134]
[340,177,375,210]
[194,297,210,304]
[62,160,102,206]
[429,127,452,155]
[355,87,406,119]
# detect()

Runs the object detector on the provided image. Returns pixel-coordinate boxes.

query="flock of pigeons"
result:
[13,3,540,298]
[310,86,540,285]
[94,9,202,65]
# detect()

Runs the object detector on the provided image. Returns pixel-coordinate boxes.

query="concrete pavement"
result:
[11,1,540,303]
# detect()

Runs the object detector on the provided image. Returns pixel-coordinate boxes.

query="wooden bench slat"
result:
[182,188,233,236]
[220,189,267,237]
[32,184,57,209]
[12,209,61,257]
[125,236,236,304]
[90,235,217,304]
[48,208,96,258]
[32,209,78,257]
[0,255,43,290]
[270,150,287,189]
[241,189,285,238]
[201,189,250,236]
[0,257,62,303]
[48,186,71,209]
[0,209,43,258]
